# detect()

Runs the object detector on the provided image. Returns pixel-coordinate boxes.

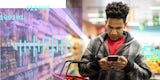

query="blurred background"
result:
[0,0,160,80]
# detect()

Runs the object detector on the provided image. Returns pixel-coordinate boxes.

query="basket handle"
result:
[60,60,88,76]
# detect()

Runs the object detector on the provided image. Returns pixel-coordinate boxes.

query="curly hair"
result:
[105,2,129,22]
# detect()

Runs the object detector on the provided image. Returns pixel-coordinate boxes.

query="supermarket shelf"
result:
[153,73,160,75]
[53,53,72,60]
[1,64,36,79]
[1,53,71,80]
[0,8,74,80]
[150,73,160,80]
[53,73,65,80]
[39,74,52,80]
[38,70,51,79]
[53,9,88,40]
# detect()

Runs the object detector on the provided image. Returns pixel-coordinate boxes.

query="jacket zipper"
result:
[103,42,111,80]
[114,44,125,55]
[105,41,125,80]
[104,40,110,56]
[115,39,134,55]
[107,70,111,80]
[105,41,125,56]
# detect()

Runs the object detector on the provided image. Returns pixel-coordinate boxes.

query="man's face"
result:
[105,18,126,41]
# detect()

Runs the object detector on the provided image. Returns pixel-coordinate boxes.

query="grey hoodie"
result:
[78,31,152,80]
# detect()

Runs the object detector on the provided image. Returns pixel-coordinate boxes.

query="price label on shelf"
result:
[9,72,14,76]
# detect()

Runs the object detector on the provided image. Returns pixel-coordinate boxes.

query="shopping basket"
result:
[53,60,88,80]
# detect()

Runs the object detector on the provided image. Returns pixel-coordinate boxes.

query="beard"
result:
[109,34,123,41]
[110,37,119,41]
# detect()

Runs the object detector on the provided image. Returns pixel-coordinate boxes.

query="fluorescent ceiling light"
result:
[88,13,105,18]
[149,6,160,10]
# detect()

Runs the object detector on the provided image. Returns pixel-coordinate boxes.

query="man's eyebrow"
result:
[116,26,123,28]
[108,25,122,28]
[108,25,113,27]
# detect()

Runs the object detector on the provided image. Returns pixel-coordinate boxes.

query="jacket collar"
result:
[99,31,134,43]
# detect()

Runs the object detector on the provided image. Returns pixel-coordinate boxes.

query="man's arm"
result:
[78,40,100,77]
[123,52,152,79]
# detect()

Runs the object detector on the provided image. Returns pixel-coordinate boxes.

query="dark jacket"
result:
[78,31,152,80]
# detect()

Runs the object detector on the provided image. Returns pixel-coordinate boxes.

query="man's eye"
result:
[117,28,120,30]
[116,27,122,30]
[109,27,113,29]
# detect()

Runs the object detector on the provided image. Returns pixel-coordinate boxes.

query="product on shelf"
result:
[144,44,160,73]
[2,68,38,80]
[1,47,17,73]
[7,47,17,71]
[147,60,160,73]
[38,63,53,80]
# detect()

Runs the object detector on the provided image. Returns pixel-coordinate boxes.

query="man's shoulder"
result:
[93,33,107,42]
[89,33,107,49]
[129,39,141,48]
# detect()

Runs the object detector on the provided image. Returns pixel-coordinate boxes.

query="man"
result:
[78,2,152,80]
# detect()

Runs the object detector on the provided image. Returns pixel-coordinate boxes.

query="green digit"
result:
[39,5,42,10]
[34,5,38,11]
[30,5,33,11]
[26,6,30,11]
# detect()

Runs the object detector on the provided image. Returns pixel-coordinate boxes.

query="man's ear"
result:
[123,22,127,31]
[124,22,127,29]
[105,28,107,32]
[105,20,107,24]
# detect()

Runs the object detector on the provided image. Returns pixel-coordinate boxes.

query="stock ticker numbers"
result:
[14,36,69,58]
[26,5,50,11]
[142,46,160,60]
[0,14,24,20]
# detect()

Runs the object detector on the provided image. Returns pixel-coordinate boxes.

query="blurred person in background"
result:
[78,2,152,80]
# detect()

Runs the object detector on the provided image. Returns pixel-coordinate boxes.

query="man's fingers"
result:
[118,56,123,61]
[118,56,127,62]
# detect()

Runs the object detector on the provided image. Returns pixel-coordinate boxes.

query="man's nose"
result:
[111,29,117,35]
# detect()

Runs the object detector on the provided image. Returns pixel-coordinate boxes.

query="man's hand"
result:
[111,56,128,70]
[98,57,112,70]
[98,56,128,70]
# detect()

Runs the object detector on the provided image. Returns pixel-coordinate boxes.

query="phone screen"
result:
[107,56,118,61]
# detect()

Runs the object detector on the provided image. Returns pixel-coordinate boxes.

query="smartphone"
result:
[107,55,119,61]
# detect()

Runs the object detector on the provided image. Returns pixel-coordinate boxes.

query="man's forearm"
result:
[78,61,100,77]
[123,61,152,79]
